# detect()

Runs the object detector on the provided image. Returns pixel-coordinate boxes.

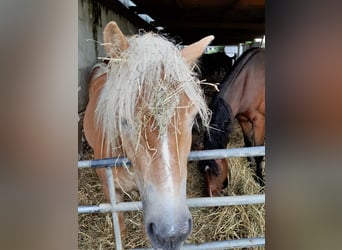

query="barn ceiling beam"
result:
[161,21,264,30]
[164,28,264,45]
[97,0,153,31]
[95,0,264,45]
[130,7,264,21]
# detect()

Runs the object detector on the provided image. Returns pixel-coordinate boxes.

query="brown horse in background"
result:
[83,22,214,249]
[199,48,265,196]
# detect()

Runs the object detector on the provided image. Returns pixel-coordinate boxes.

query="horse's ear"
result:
[103,22,129,58]
[181,35,215,65]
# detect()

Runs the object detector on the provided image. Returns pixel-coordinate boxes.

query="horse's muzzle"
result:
[146,217,192,250]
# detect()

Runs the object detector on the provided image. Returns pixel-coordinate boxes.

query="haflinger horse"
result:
[198,48,265,197]
[83,22,214,249]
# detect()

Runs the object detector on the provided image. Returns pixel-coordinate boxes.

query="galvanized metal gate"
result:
[78,146,265,250]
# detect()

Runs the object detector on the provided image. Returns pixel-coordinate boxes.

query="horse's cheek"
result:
[204,160,229,196]
[219,159,228,179]
[204,172,219,197]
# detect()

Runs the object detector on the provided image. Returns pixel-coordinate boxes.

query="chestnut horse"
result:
[83,22,213,249]
[198,48,265,196]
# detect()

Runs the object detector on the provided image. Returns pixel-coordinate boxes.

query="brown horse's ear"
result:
[181,35,215,65]
[103,22,129,58]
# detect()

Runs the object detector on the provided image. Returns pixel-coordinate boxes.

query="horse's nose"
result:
[146,218,192,249]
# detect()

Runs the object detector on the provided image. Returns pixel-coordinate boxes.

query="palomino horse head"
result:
[95,22,213,249]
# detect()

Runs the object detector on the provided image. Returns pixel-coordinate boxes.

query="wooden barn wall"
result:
[78,0,137,113]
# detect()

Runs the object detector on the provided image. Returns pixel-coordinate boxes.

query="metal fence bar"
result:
[78,157,131,169]
[78,194,265,213]
[78,146,265,169]
[105,167,123,250]
[78,146,265,249]
[132,237,265,250]
[187,194,265,207]
[188,146,265,161]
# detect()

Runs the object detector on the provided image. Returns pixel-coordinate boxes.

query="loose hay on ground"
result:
[78,116,265,249]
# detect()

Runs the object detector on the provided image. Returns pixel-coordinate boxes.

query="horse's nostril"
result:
[147,219,192,248]
[147,222,156,238]
[147,223,166,245]
[169,237,176,248]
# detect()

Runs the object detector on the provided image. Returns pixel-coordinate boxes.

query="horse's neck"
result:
[204,98,233,150]
[92,134,123,159]
[219,74,245,116]
[218,49,262,116]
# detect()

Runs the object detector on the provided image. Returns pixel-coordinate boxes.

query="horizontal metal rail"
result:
[133,237,265,250]
[78,146,265,249]
[78,194,265,213]
[187,146,265,161]
[78,146,265,169]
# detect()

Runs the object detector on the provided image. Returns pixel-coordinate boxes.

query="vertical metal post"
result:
[106,167,123,250]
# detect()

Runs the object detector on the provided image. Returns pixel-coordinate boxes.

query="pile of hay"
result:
[78,115,265,249]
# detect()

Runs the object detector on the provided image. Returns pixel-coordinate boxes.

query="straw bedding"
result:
[78,116,265,250]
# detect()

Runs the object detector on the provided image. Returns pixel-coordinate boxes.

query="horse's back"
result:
[223,49,265,118]
[88,63,107,98]
[83,63,107,151]
[242,50,265,115]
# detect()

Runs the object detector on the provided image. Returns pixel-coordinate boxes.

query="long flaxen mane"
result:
[95,32,210,156]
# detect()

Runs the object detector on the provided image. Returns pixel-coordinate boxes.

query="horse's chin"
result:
[151,241,184,250]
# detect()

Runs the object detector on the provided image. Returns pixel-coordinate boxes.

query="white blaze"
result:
[161,136,175,195]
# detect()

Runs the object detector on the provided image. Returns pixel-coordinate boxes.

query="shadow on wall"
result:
[78,0,138,113]
[78,0,138,155]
